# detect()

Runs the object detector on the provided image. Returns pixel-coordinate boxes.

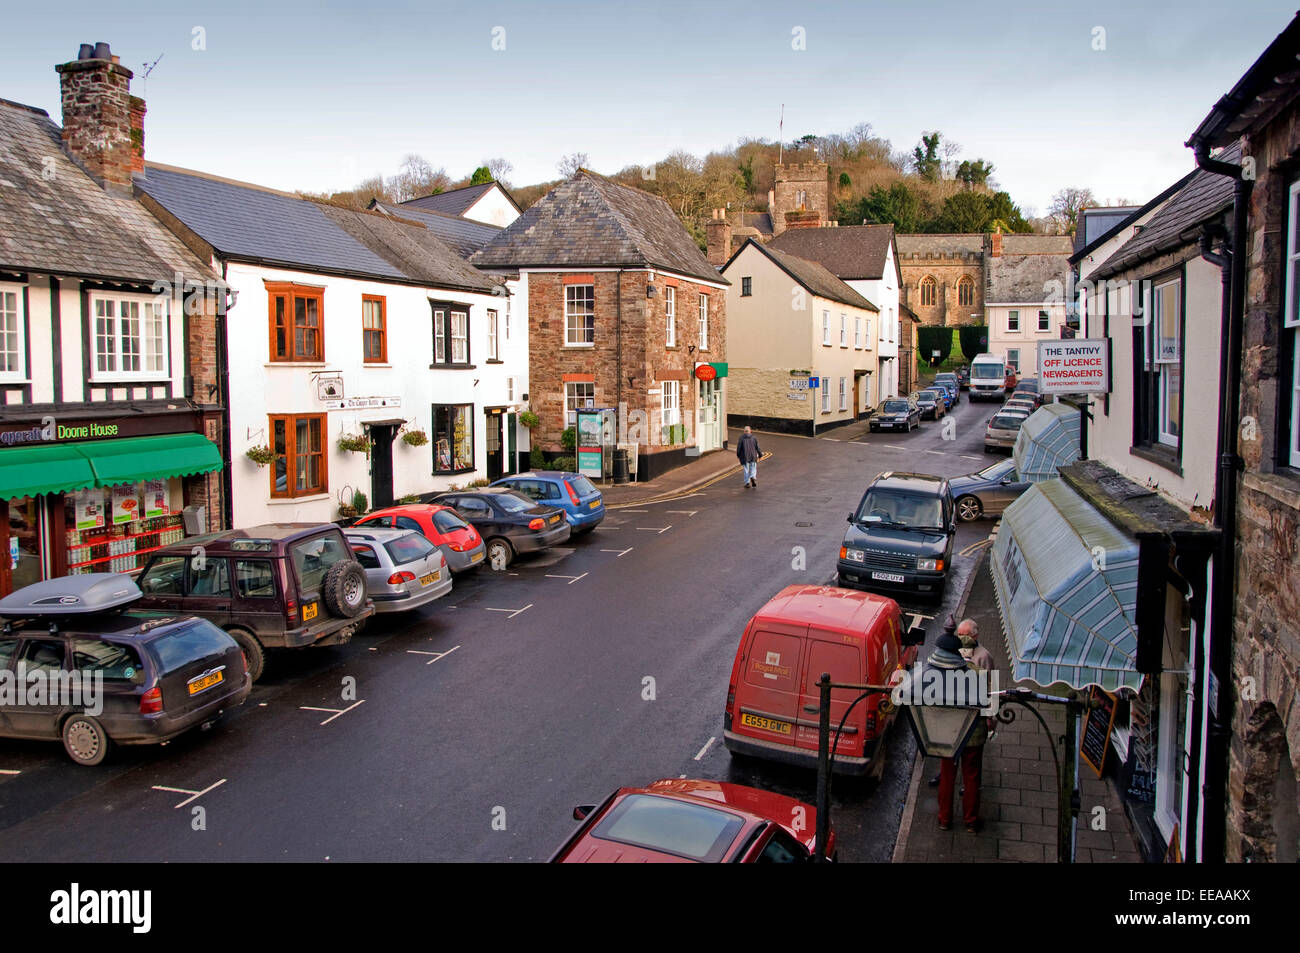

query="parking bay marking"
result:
[636,525,672,534]
[665,510,698,517]
[693,736,717,761]
[545,572,588,585]
[300,699,366,725]
[407,644,461,666]
[0,769,20,776]
[485,604,533,619]
[152,778,227,809]
[600,547,634,557]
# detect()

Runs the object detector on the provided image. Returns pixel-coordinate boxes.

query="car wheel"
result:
[226,627,265,682]
[323,560,367,618]
[486,538,514,570]
[62,714,110,766]
[956,495,983,522]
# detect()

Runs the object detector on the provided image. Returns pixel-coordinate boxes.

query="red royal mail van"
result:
[723,585,925,776]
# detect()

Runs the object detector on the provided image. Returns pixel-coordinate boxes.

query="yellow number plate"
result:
[188,670,224,695]
[549,515,561,524]
[588,500,600,510]
[740,712,793,735]
[302,602,318,621]
[420,572,437,586]
[470,551,484,563]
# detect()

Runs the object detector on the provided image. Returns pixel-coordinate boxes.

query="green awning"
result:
[0,443,99,499]
[77,433,224,487]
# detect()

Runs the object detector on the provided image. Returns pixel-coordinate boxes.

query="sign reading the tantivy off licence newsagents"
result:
[1038,339,1109,394]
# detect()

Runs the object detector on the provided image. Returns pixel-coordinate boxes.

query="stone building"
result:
[472,170,729,480]
[1184,11,1300,863]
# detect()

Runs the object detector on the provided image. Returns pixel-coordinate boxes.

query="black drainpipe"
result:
[1191,140,1251,863]
[616,270,624,442]
[218,261,235,531]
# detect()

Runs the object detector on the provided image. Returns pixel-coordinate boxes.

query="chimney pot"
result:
[93,42,111,59]
[78,43,95,60]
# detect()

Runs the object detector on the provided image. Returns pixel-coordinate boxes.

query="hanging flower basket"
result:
[338,502,357,518]
[245,445,276,467]
[337,433,372,454]
[519,411,540,429]
[401,429,429,447]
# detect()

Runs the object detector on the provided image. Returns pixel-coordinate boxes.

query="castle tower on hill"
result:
[771,161,828,235]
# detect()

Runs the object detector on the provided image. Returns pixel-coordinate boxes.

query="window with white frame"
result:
[1135,277,1183,451]
[839,377,847,411]
[698,293,708,350]
[92,293,167,380]
[840,313,848,347]
[565,284,595,346]
[1286,179,1300,468]
[0,285,24,377]
[665,286,676,347]
[487,309,499,360]
[865,316,871,345]
[1007,349,1020,373]
[451,312,469,363]
[822,310,830,346]
[1008,310,1020,332]
[565,380,594,425]
[890,308,896,342]
[821,380,829,412]
[661,380,680,428]
[1038,309,1051,332]
[507,377,515,402]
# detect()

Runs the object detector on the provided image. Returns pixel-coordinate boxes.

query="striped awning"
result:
[988,478,1143,693]
[1014,403,1081,482]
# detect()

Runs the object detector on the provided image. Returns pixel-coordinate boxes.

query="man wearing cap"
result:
[930,629,990,834]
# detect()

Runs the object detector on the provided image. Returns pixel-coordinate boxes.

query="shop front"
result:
[0,414,224,596]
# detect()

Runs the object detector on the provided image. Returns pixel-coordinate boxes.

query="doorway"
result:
[697,379,721,451]
[367,424,397,509]
[485,409,505,481]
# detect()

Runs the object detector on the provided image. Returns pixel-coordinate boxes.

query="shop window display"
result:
[65,480,185,575]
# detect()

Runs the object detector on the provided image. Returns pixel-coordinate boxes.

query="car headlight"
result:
[840,547,865,562]
[917,558,943,572]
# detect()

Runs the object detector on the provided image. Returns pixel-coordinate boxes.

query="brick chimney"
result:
[989,229,1002,257]
[129,95,146,173]
[706,209,732,266]
[55,43,137,194]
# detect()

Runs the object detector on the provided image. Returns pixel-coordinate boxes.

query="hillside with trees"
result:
[302,124,1097,246]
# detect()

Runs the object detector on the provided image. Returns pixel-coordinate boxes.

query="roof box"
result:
[0,573,142,618]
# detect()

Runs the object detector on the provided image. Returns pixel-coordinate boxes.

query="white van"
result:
[969,353,1007,401]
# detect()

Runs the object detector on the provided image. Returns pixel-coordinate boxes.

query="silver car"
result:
[947,458,1031,521]
[342,527,452,613]
[984,410,1031,453]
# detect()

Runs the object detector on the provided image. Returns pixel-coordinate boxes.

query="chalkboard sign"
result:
[1080,686,1118,778]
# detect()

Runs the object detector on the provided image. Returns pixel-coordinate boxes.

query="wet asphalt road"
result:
[0,397,1005,862]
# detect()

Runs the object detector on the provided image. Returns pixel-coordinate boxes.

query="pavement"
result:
[892,544,1143,863]
[598,432,757,507]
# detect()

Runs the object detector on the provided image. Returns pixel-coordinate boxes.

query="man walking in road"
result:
[736,427,761,488]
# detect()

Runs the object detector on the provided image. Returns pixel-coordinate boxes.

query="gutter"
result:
[1188,137,1252,864]
[219,260,235,531]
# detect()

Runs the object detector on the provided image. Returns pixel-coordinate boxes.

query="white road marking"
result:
[152,778,227,809]
[924,450,945,455]
[623,509,649,514]
[636,526,672,534]
[959,454,982,460]
[485,604,533,619]
[0,769,21,776]
[600,547,634,557]
[693,736,717,761]
[666,510,698,516]
[903,611,935,632]
[407,645,461,666]
[545,572,588,585]
[299,699,367,725]
[822,437,841,442]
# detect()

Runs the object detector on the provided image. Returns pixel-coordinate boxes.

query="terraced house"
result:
[472,170,729,480]
[0,44,227,597]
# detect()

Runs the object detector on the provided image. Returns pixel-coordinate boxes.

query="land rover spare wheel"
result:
[323,561,366,618]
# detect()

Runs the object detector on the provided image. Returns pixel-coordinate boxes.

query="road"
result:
[0,396,1005,862]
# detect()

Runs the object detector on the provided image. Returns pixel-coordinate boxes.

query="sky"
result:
[1,0,1294,217]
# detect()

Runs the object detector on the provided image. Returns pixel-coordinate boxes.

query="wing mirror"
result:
[904,626,926,647]
[572,804,596,821]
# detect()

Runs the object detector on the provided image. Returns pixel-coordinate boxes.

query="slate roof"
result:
[401,181,521,218]
[1189,12,1300,149]
[767,224,896,281]
[0,100,214,284]
[137,164,496,292]
[986,253,1071,303]
[471,170,725,284]
[1074,207,1141,255]
[370,200,502,258]
[723,238,878,312]
[742,211,773,235]
[896,234,983,258]
[1001,234,1075,255]
[1092,142,1240,280]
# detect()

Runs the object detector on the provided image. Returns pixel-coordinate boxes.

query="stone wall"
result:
[728,367,813,423]
[773,162,828,235]
[55,53,135,192]
[1226,96,1300,862]
[899,253,984,327]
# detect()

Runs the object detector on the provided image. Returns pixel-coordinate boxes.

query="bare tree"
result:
[1048,186,1097,233]
[485,157,514,186]
[656,150,705,219]
[387,154,449,203]
[557,152,591,178]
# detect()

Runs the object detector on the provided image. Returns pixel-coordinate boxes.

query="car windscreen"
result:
[493,492,535,514]
[150,621,234,675]
[568,475,597,497]
[990,415,1027,429]
[972,363,1004,378]
[854,491,945,530]
[432,510,469,533]
[881,400,909,413]
[385,533,436,565]
[590,794,746,863]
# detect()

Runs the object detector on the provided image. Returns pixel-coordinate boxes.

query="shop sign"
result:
[575,410,604,480]
[1038,339,1109,394]
[0,415,197,446]
[694,363,717,381]
[322,396,402,411]
[73,488,106,530]
[111,485,140,525]
[144,480,169,518]
[0,418,120,446]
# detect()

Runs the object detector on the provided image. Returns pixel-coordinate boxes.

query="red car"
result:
[1004,369,1018,393]
[353,504,487,573]
[549,778,835,862]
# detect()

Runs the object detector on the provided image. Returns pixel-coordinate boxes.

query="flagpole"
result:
[779,104,784,163]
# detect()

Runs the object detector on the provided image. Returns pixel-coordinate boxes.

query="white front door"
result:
[697,379,721,451]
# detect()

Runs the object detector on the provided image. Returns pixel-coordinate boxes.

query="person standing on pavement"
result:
[736,426,761,488]
[958,618,995,672]
[930,629,991,834]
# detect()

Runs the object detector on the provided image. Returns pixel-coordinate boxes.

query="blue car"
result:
[490,471,605,535]
[933,374,961,406]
